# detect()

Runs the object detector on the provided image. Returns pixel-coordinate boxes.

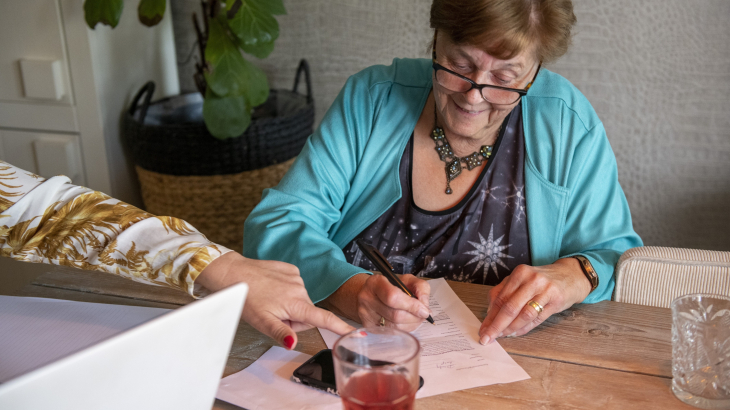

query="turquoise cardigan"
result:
[244,58,643,304]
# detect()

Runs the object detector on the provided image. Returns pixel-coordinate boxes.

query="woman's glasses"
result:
[432,62,541,105]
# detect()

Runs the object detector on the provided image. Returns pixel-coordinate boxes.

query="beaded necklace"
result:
[431,106,497,194]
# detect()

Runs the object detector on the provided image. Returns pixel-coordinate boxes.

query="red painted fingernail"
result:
[284,335,295,350]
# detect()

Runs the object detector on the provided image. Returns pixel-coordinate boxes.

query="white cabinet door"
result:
[0,0,73,105]
[0,0,77,132]
[0,130,86,186]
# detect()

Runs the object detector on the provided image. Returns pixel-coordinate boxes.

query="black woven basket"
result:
[124,59,314,176]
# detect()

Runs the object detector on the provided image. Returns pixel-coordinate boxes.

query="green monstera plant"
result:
[84,0,285,139]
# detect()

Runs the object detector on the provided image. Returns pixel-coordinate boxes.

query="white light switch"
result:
[33,137,79,181]
[20,59,65,100]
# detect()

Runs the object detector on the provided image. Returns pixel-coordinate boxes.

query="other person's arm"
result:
[0,161,352,348]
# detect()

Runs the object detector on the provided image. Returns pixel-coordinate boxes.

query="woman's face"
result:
[433,31,539,143]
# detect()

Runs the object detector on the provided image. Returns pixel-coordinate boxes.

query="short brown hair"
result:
[430,0,576,64]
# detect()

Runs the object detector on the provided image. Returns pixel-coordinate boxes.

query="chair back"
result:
[614,246,730,308]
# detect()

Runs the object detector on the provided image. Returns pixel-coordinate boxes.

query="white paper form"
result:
[216,346,341,410]
[0,296,169,383]
[318,278,530,398]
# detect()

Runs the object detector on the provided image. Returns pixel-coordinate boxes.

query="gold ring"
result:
[379,316,386,327]
[527,300,544,314]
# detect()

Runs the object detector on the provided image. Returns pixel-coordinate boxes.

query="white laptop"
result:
[0,283,248,410]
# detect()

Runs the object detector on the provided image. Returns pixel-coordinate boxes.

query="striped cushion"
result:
[614,246,730,308]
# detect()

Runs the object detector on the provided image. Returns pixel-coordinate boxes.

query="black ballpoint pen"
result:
[355,239,435,324]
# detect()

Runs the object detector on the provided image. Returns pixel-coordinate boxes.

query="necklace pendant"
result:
[446,160,461,181]
[444,160,460,195]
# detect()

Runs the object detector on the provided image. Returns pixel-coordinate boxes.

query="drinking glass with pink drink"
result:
[333,327,420,410]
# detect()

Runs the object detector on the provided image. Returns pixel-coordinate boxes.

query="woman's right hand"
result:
[358,273,432,331]
[321,273,432,332]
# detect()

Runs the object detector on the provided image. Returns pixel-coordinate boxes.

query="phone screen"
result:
[292,349,337,392]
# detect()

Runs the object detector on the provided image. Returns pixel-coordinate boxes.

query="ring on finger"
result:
[527,300,544,314]
[379,316,386,327]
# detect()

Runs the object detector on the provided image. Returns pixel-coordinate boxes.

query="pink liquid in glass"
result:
[340,372,415,410]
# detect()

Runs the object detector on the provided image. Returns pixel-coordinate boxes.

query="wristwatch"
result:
[572,255,598,292]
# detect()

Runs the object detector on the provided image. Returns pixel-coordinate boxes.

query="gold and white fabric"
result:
[0,161,230,297]
[614,246,730,308]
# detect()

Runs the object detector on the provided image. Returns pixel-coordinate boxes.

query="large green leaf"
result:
[205,18,269,106]
[84,0,124,29]
[205,18,245,96]
[203,90,251,139]
[138,0,166,27]
[226,0,280,58]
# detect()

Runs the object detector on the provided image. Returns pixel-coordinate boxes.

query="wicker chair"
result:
[613,246,730,308]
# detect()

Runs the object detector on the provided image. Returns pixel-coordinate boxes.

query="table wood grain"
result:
[451,281,674,378]
[14,267,693,409]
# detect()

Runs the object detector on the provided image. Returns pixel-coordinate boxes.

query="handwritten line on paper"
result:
[317,278,530,398]
[420,337,473,356]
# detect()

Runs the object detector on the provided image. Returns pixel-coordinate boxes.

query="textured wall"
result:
[550,0,730,252]
[171,0,730,251]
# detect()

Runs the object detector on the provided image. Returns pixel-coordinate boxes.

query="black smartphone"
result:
[292,349,338,395]
[292,348,425,396]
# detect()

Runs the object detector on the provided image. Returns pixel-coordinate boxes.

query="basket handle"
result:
[128,81,156,124]
[292,59,313,104]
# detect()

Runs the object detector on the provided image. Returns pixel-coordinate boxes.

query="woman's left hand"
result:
[478,257,592,344]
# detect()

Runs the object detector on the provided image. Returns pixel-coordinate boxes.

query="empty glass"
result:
[672,294,730,408]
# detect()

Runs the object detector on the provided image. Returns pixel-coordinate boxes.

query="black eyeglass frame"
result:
[432,62,541,105]
[431,30,542,105]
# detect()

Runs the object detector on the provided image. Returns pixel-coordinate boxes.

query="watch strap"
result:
[572,255,599,292]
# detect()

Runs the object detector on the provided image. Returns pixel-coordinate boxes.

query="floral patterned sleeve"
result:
[0,161,231,297]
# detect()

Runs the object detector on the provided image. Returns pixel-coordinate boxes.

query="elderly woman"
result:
[244,0,642,344]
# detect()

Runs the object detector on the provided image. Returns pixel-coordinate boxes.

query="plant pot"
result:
[123,60,314,252]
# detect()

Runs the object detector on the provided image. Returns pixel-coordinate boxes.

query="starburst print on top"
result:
[464,225,514,283]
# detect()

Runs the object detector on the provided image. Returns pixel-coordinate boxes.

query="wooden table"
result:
[14,265,695,409]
